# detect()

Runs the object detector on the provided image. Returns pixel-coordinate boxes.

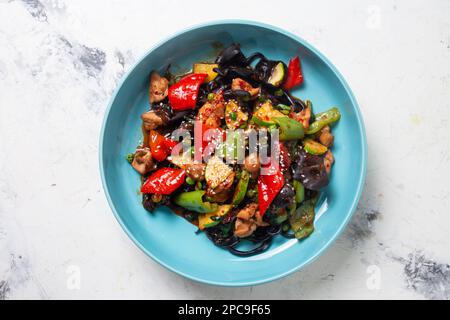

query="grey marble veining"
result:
[1,0,450,299]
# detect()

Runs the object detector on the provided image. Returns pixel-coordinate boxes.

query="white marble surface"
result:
[1,0,450,300]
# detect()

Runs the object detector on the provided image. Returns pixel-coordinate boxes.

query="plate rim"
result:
[99,19,367,287]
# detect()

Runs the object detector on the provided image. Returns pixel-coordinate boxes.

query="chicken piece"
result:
[231,78,260,98]
[131,148,156,175]
[205,171,235,203]
[198,94,225,129]
[318,126,334,147]
[234,203,268,238]
[237,203,259,220]
[234,219,257,238]
[205,156,233,189]
[141,110,169,131]
[324,150,334,175]
[205,189,231,203]
[291,105,311,130]
[185,163,206,181]
[244,153,260,178]
[202,103,223,128]
[253,211,268,227]
[149,72,169,104]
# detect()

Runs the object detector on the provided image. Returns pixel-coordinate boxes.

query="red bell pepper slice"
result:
[149,130,179,162]
[163,136,179,151]
[141,168,186,194]
[257,164,285,216]
[283,56,304,90]
[149,130,168,162]
[168,73,207,110]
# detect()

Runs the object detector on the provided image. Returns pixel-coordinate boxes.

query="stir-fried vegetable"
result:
[289,199,316,239]
[141,168,186,195]
[292,147,329,190]
[232,170,250,205]
[272,116,304,141]
[306,107,341,134]
[268,62,287,87]
[168,73,207,110]
[225,100,248,130]
[293,180,305,204]
[257,165,285,216]
[193,63,218,82]
[283,56,304,90]
[149,130,178,162]
[173,190,218,213]
[198,204,232,230]
[303,138,328,155]
[126,153,135,164]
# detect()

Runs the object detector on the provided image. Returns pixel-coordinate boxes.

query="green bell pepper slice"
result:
[272,116,305,141]
[251,115,274,127]
[306,107,341,135]
[289,199,315,240]
[293,180,305,204]
[173,190,218,213]
[294,224,314,239]
[232,170,250,205]
[303,139,328,155]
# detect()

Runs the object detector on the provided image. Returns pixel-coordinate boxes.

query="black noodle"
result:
[205,228,240,247]
[206,224,282,257]
[228,239,272,257]
[245,52,265,65]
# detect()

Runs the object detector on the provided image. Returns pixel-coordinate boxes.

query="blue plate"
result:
[99,20,367,286]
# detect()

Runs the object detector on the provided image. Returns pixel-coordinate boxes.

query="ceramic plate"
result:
[99,20,367,286]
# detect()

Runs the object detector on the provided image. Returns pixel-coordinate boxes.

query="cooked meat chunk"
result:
[201,103,224,128]
[244,153,260,177]
[205,172,235,203]
[234,219,257,238]
[231,78,260,97]
[185,163,206,181]
[234,203,268,238]
[291,105,311,130]
[149,72,169,104]
[236,203,259,220]
[324,150,334,174]
[141,110,169,131]
[131,148,156,175]
[205,156,233,189]
[205,189,231,203]
[198,94,225,128]
[318,126,334,147]
[253,210,268,227]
